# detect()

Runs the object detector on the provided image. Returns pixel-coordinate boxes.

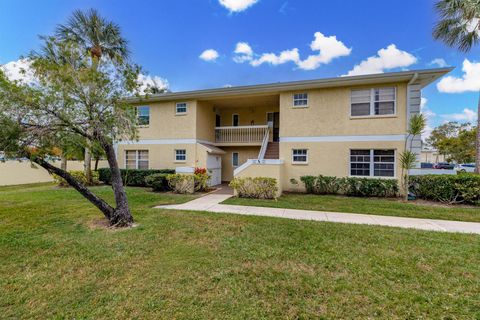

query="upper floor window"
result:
[125,150,149,169]
[351,87,396,117]
[293,93,308,107]
[350,149,395,177]
[176,102,187,114]
[136,106,150,126]
[175,149,186,162]
[292,149,308,164]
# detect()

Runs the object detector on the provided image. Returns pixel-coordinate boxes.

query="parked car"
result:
[455,163,476,173]
[420,162,434,169]
[434,162,455,170]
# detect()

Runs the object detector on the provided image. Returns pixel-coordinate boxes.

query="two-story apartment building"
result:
[118,68,451,193]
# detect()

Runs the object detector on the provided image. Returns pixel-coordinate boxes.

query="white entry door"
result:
[207,154,222,186]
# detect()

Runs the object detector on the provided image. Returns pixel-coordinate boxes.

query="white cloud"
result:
[420,97,437,140]
[296,32,352,70]
[1,58,36,84]
[344,44,417,76]
[233,42,253,62]
[219,0,259,12]
[234,32,351,70]
[437,59,480,93]
[440,108,477,122]
[199,49,219,62]
[429,58,448,68]
[137,73,169,94]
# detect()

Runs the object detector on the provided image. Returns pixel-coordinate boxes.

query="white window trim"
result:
[232,114,239,126]
[291,149,309,164]
[350,87,396,118]
[174,149,187,163]
[136,106,150,127]
[349,149,396,178]
[175,102,188,115]
[125,150,149,169]
[292,93,308,108]
[232,152,239,167]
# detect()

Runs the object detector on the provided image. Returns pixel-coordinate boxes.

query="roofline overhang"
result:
[126,67,454,104]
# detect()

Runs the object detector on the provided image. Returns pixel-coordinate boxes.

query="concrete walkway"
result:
[157,193,480,235]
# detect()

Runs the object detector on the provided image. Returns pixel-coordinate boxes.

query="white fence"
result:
[215,125,268,144]
[0,160,108,186]
[409,168,456,176]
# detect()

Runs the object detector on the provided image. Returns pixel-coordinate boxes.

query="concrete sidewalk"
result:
[157,194,480,235]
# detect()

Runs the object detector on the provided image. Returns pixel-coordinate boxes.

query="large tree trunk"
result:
[476,91,480,174]
[33,157,115,220]
[84,145,93,185]
[103,142,134,227]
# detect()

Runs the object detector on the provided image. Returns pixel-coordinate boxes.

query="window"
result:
[293,93,308,107]
[136,106,150,125]
[351,87,396,116]
[232,152,239,167]
[175,149,186,162]
[292,149,308,163]
[350,149,395,177]
[125,150,149,169]
[232,114,239,126]
[176,102,187,114]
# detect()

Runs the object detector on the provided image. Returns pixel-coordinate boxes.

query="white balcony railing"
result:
[215,125,268,144]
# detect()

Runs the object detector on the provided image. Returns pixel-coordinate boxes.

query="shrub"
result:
[229,177,278,199]
[300,175,341,194]
[194,167,207,175]
[410,174,480,204]
[194,172,210,192]
[145,173,171,192]
[300,175,398,198]
[53,170,100,187]
[98,168,175,186]
[167,174,195,194]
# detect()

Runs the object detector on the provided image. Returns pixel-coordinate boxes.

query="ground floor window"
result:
[292,149,308,164]
[232,152,239,167]
[175,149,186,162]
[350,149,395,177]
[125,150,149,169]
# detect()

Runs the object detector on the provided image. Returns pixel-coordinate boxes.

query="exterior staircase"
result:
[264,142,279,159]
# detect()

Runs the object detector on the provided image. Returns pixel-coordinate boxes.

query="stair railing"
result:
[257,127,270,161]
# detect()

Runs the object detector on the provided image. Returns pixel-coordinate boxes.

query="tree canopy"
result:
[427,121,477,163]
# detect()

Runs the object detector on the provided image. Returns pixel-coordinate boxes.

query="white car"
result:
[455,163,476,173]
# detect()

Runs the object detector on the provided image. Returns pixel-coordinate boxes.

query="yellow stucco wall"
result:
[279,141,405,191]
[137,100,197,140]
[117,144,197,170]
[280,83,407,137]
[220,146,260,181]
[0,160,108,186]
[196,101,216,142]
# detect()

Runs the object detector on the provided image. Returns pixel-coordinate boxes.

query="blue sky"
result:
[1,0,479,137]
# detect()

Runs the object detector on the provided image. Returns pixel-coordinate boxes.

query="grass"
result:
[223,193,480,222]
[1,184,480,318]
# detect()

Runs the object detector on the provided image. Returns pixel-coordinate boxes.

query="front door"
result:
[267,112,280,142]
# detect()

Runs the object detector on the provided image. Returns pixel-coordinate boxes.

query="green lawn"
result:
[1,184,480,319]
[223,193,480,222]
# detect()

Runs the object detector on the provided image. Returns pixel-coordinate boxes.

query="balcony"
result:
[215,125,268,146]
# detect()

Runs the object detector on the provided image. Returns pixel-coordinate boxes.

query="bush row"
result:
[409,174,480,205]
[229,177,278,199]
[300,175,399,198]
[97,168,175,187]
[53,170,100,187]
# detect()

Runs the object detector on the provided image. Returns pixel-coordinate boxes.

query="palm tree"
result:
[433,0,480,173]
[55,9,130,183]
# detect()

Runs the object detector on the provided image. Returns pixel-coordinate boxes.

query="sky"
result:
[1,0,479,139]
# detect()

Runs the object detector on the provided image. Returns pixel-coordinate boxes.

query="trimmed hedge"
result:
[98,168,175,187]
[410,174,480,205]
[229,177,278,199]
[145,173,170,192]
[300,175,398,198]
[53,170,100,187]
